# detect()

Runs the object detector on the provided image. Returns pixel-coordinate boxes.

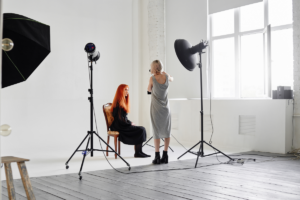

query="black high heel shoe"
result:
[152,152,161,164]
[160,151,168,164]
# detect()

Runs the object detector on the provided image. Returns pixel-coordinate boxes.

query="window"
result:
[210,0,293,98]
[213,38,235,97]
[212,9,234,37]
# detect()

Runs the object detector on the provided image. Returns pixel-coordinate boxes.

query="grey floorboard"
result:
[53,174,184,200]
[30,179,83,200]
[2,186,26,200]
[1,194,9,200]
[83,171,235,200]
[13,180,62,200]
[2,152,300,200]
[91,169,263,200]
[31,178,99,200]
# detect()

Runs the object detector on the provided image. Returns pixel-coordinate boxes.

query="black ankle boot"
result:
[160,151,168,164]
[134,144,147,158]
[134,151,147,158]
[140,151,151,157]
[152,152,161,164]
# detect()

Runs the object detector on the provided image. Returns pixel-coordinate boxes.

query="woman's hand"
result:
[131,122,135,126]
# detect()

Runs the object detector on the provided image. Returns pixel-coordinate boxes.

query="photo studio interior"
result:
[0,0,299,199]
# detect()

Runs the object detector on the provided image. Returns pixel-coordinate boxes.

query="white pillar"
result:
[148,0,166,68]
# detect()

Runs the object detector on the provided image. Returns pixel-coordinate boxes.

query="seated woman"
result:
[110,84,150,158]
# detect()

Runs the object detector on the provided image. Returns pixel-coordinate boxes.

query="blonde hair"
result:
[151,60,164,74]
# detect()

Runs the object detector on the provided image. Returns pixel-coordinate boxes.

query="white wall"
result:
[1,0,136,156]
[170,99,293,154]
[166,0,208,99]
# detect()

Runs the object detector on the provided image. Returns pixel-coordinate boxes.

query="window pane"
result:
[213,38,235,97]
[271,29,293,90]
[269,0,292,27]
[241,33,264,98]
[240,2,264,32]
[212,9,234,37]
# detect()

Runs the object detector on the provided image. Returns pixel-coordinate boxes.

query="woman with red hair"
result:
[110,84,149,158]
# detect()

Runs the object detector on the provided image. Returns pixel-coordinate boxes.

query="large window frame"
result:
[209,0,293,98]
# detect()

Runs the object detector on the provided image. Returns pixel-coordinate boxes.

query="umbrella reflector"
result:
[2,13,51,88]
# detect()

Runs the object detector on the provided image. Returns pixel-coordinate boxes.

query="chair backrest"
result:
[103,103,114,132]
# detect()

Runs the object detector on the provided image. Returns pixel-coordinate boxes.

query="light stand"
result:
[65,55,130,180]
[174,40,234,168]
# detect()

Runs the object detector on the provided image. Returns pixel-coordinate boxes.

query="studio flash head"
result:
[84,43,100,62]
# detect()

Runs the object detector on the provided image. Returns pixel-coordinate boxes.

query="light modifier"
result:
[174,39,208,71]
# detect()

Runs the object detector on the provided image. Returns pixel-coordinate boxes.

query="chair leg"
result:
[114,136,118,159]
[118,139,121,155]
[106,136,110,156]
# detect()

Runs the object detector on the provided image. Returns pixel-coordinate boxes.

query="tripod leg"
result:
[79,137,90,180]
[65,133,89,167]
[204,141,233,160]
[195,142,203,168]
[94,133,131,167]
[178,141,201,160]
[168,146,174,152]
[143,136,153,147]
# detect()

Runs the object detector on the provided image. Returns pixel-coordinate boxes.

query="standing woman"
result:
[110,84,150,158]
[148,60,173,164]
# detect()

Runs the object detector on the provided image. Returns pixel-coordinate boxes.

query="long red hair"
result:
[111,84,130,113]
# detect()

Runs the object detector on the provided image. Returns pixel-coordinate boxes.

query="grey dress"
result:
[150,74,171,139]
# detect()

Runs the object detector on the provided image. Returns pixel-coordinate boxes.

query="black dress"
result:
[110,106,146,145]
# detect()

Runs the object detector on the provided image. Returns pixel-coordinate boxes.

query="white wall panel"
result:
[170,99,293,154]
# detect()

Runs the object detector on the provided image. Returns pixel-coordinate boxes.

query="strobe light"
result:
[84,43,100,62]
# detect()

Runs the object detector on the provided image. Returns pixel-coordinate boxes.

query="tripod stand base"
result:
[178,140,233,168]
[65,131,130,180]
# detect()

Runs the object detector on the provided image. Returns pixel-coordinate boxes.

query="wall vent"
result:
[239,115,256,136]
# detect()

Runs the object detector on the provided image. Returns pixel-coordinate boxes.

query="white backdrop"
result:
[1,0,136,156]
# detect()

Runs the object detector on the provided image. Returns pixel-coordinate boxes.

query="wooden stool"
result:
[2,156,35,200]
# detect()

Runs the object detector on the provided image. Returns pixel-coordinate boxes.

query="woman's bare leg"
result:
[154,139,160,152]
[164,137,170,151]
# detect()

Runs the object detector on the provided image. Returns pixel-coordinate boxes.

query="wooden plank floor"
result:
[2,152,300,200]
